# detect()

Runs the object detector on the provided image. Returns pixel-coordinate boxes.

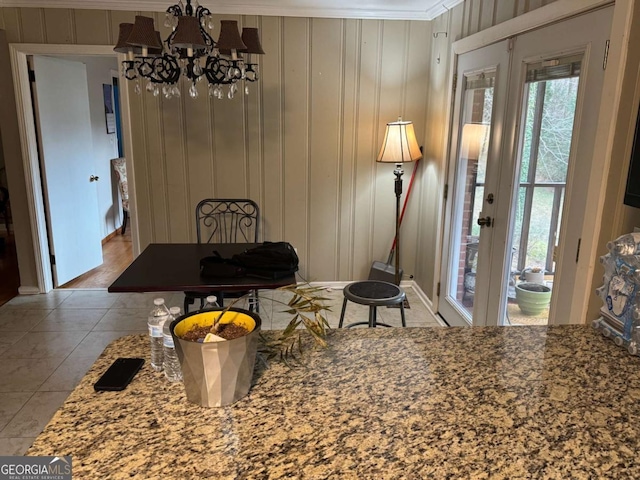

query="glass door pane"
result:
[438,39,510,327]
[440,6,612,327]
[448,78,493,321]
[505,66,580,325]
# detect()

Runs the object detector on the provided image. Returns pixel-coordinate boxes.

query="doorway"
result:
[9,44,138,293]
[58,67,133,289]
[439,6,613,327]
[28,54,131,289]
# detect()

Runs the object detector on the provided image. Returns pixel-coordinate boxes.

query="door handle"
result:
[90,175,99,182]
[477,216,493,228]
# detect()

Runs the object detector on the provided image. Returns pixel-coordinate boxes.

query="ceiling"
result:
[0,0,464,21]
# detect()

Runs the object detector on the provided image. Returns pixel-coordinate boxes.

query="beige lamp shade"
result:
[126,16,162,49]
[172,15,207,50]
[377,120,422,163]
[460,123,490,160]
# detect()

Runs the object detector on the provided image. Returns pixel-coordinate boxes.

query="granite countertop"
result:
[28,326,640,479]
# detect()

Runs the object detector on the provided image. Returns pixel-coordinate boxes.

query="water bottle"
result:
[203,295,220,309]
[148,298,169,372]
[163,307,183,383]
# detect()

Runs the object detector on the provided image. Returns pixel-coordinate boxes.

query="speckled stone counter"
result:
[27,326,640,479]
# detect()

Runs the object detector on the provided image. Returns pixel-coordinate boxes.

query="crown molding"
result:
[0,0,464,21]
[424,0,464,20]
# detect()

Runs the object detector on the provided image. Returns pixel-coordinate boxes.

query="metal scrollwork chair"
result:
[184,199,260,313]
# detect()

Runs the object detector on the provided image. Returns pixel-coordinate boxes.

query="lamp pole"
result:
[376,118,421,286]
[394,163,404,285]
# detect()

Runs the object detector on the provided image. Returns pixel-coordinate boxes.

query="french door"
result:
[439,6,613,326]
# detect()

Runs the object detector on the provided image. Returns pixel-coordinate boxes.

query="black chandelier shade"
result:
[113,0,265,99]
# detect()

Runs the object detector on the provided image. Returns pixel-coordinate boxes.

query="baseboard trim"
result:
[308,280,415,290]
[410,281,447,327]
[410,282,432,310]
[102,229,119,245]
[306,279,445,326]
[18,286,40,295]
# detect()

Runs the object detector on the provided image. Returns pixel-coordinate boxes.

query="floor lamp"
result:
[377,118,423,285]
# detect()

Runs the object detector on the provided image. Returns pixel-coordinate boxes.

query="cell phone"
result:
[94,357,145,392]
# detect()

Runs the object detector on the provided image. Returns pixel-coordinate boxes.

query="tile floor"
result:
[0,286,442,455]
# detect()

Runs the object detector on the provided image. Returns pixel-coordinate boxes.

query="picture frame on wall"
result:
[103,83,116,134]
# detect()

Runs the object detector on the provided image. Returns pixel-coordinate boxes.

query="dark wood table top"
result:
[108,243,296,293]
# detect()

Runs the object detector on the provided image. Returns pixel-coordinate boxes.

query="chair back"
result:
[196,199,259,244]
[111,158,129,212]
[0,186,9,233]
[0,187,8,209]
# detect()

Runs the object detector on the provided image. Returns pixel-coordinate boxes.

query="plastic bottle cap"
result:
[206,295,217,303]
[153,298,165,305]
[169,307,181,315]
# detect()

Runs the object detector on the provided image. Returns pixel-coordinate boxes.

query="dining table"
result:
[107,243,296,294]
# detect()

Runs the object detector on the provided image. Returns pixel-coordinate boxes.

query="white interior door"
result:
[490,6,612,326]
[438,40,511,326]
[33,55,103,286]
[440,6,612,327]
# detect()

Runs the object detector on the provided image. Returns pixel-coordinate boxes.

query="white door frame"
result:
[435,0,631,324]
[9,43,139,293]
[439,40,511,326]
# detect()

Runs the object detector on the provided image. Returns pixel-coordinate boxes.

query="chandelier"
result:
[113,0,265,100]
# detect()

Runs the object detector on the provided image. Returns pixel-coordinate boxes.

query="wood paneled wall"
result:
[0,0,561,294]
[0,6,431,284]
